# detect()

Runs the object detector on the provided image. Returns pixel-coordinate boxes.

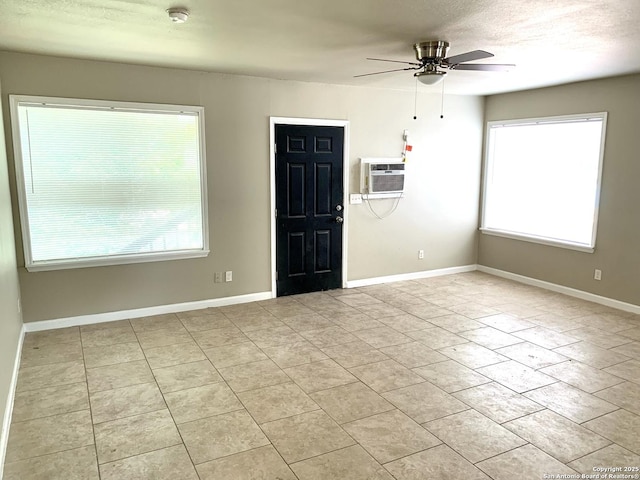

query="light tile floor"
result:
[4,272,640,479]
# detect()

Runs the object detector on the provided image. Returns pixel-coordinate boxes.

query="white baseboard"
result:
[23,291,274,333]
[22,265,640,332]
[477,265,640,314]
[346,264,478,289]
[0,324,25,479]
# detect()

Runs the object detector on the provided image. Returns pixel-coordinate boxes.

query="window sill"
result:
[25,249,210,272]
[479,228,594,253]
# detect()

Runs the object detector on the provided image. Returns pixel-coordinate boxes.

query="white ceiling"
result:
[0,0,639,95]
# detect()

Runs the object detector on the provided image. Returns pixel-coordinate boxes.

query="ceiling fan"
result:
[356,40,515,85]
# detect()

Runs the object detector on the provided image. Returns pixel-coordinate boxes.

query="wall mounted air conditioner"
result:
[360,158,405,196]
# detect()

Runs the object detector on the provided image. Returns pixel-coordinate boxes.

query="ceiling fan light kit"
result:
[415,70,447,85]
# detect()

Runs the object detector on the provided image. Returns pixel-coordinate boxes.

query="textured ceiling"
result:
[0,0,639,95]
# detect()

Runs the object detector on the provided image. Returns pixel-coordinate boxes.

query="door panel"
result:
[315,164,332,215]
[314,230,331,272]
[287,232,306,276]
[288,164,306,217]
[276,124,344,296]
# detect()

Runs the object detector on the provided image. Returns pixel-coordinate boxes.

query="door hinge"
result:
[275,209,278,218]
[274,143,277,154]
[275,271,279,280]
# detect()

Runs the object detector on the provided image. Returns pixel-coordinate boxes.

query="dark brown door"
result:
[275,124,344,296]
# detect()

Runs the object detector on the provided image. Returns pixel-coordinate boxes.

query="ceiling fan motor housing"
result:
[414,41,450,62]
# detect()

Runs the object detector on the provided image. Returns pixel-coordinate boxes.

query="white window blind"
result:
[481,113,607,252]
[10,95,208,271]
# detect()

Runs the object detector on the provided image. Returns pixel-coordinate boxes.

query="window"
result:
[481,112,607,252]
[10,95,208,271]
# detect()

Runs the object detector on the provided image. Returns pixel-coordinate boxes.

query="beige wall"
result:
[479,74,640,306]
[0,79,23,449]
[0,51,484,322]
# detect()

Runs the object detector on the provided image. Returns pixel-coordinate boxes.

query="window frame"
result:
[9,94,209,272]
[480,112,607,253]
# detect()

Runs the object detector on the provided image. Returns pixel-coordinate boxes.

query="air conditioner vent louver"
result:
[370,163,405,171]
[362,160,406,194]
[371,174,404,193]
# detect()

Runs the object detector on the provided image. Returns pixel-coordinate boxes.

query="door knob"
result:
[336,205,343,211]
[336,216,344,223]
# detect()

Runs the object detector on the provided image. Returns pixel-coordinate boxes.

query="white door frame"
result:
[269,117,350,297]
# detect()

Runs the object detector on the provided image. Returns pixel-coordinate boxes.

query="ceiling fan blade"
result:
[443,50,494,65]
[367,57,422,66]
[450,63,515,71]
[354,67,419,78]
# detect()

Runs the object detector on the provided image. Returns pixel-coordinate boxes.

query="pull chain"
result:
[440,77,445,119]
[413,76,418,120]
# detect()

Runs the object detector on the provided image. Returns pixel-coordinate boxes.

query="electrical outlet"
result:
[594,269,602,281]
[214,272,223,283]
[350,193,362,204]
[418,250,424,259]
[225,271,233,282]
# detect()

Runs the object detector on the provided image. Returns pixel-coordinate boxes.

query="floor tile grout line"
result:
[85,357,149,372]
[588,378,630,395]
[377,442,445,468]
[493,406,548,426]
[88,378,159,396]
[471,442,535,466]
[499,409,617,462]
[415,404,476,426]
[2,442,97,469]
[18,354,85,371]
[82,340,147,370]
[330,405,404,429]
[95,442,190,471]
[286,443,387,473]
[81,337,139,351]
[148,356,217,373]
[426,408,550,466]
[13,381,90,402]
[473,442,582,476]
[281,439,360,467]
[21,338,81,351]
[564,443,619,466]
[252,404,325,429]
[157,377,227,396]
[13,361,86,389]
[9,405,93,426]
[523,401,621,427]
[449,388,548,424]
[194,445,302,479]
[91,402,172,427]
[577,406,626,426]
[230,385,305,477]
[170,403,247,427]
[140,320,205,478]
[79,324,102,480]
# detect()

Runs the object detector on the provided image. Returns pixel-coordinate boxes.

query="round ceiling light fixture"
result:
[415,70,447,85]
[167,7,189,23]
